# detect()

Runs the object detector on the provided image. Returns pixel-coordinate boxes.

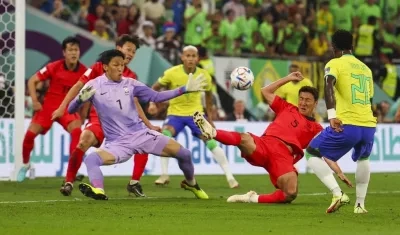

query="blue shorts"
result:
[309,125,376,162]
[164,115,202,137]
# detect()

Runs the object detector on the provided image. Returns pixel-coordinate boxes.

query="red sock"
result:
[22,130,37,164]
[66,148,85,183]
[257,190,287,203]
[215,130,241,146]
[132,153,149,181]
[65,128,83,183]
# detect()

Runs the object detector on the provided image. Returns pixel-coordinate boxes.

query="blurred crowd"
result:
[16,0,400,123]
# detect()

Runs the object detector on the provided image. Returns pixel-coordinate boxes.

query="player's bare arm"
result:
[52,80,85,120]
[134,97,161,132]
[27,74,43,111]
[325,75,343,132]
[204,91,215,127]
[261,72,303,105]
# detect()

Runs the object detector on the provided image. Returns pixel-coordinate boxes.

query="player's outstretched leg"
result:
[159,138,208,199]
[18,124,43,182]
[354,158,370,213]
[305,150,349,213]
[79,151,108,200]
[61,130,97,196]
[127,153,148,197]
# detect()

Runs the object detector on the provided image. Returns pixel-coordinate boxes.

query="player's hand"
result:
[148,102,158,115]
[51,107,64,120]
[32,101,42,112]
[337,173,353,188]
[150,125,162,133]
[78,85,96,102]
[329,118,343,132]
[287,72,303,82]
[185,73,208,92]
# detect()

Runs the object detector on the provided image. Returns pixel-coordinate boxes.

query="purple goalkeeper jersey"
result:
[68,74,185,141]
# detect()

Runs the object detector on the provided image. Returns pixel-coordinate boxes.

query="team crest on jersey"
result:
[123,86,129,95]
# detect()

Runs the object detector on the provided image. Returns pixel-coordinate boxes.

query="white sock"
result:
[211,146,235,181]
[160,157,169,175]
[307,157,342,196]
[249,194,259,203]
[129,180,139,185]
[356,159,370,208]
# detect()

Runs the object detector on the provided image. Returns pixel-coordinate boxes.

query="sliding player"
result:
[68,49,208,200]
[306,30,376,214]
[52,35,154,197]
[194,72,323,203]
[148,46,238,188]
[17,37,86,182]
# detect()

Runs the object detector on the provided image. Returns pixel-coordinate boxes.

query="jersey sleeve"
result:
[270,95,291,114]
[158,70,172,87]
[36,64,53,81]
[324,59,339,80]
[80,62,103,84]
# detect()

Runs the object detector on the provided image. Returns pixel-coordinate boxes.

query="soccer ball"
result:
[230,66,254,90]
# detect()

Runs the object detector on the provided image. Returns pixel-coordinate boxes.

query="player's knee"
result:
[305,147,322,160]
[176,146,191,162]
[284,189,297,202]
[206,139,218,151]
[78,132,95,150]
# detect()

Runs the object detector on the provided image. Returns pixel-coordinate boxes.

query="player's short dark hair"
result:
[62,36,80,50]
[299,86,318,101]
[98,49,125,65]
[115,34,140,50]
[331,30,353,51]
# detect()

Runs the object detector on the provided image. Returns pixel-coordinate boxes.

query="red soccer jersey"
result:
[80,62,137,122]
[36,60,87,108]
[263,96,323,158]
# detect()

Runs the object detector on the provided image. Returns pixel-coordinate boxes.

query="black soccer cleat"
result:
[60,181,73,196]
[126,182,146,197]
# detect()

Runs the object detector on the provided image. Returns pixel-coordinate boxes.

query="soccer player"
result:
[17,37,87,182]
[52,35,154,197]
[148,45,238,188]
[305,30,376,214]
[68,49,209,200]
[194,72,323,203]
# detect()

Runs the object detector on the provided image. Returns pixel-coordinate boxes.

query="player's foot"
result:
[60,182,73,196]
[126,181,146,197]
[227,191,257,203]
[16,163,31,182]
[180,180,209,199]
[354,203,368,214]
[75,174,85,182]
[155,175,170,186]
[78,183,108,200]
[228,179,239,188]
[326,192,350,213]
[193,111,216,139]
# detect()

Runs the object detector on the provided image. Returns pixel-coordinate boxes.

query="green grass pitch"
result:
[1,173,400,235]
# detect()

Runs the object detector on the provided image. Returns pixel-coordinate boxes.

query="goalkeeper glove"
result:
[185,73,207,92]
[78,85,96,103]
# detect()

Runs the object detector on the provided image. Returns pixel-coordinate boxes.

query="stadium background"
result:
[1,0,400,178]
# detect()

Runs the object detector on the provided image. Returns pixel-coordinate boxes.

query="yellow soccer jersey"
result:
[158,65,212,116]
[324,54,377,127]
[276,78,313,106]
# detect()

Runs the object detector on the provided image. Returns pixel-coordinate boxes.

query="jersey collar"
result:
[63,60,81,72]
[304,115,316,121]
[182,65,196,75]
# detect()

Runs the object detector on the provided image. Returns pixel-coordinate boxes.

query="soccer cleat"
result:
[193,112,216,139]
[227,191,257,203]
[155,175,170,186]
[326,192,350,213]
[180,180,209,199]
[60,182,73,196]
[228,179,239,189]
[78,183,108,200]
[354,203,368,214]
[16,163,31,182]
[126,181,146,197]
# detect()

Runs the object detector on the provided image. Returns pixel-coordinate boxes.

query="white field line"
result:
[1,191,400,204]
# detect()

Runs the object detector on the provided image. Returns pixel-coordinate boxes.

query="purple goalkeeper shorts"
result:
[102,129,170,164]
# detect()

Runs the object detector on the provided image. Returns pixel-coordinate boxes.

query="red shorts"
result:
[84,122,104,147]
[242,134,298,188]
[32,108,80,134]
